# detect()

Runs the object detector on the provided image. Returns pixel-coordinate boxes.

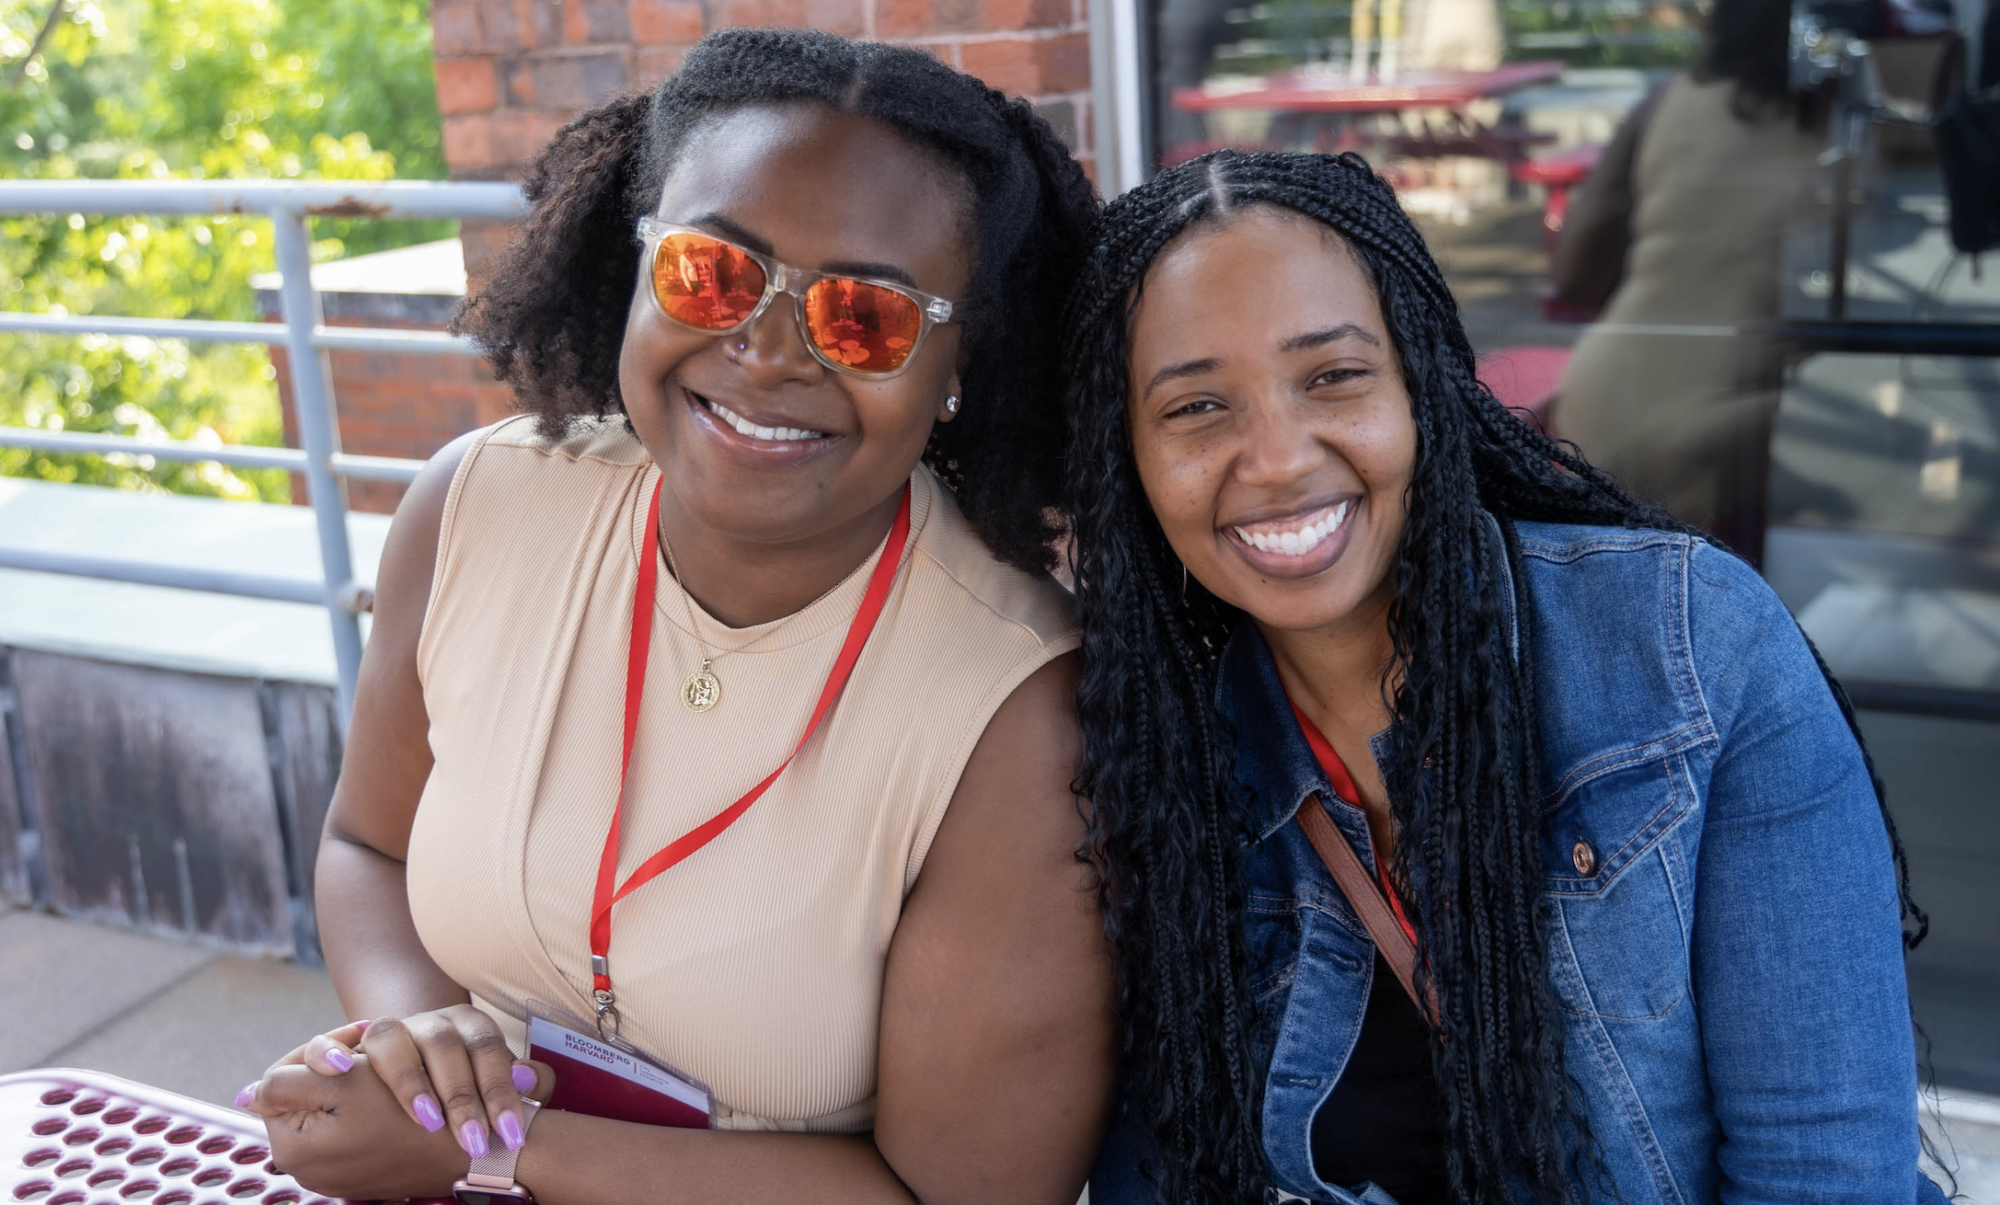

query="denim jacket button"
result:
[1572,840,1597,875]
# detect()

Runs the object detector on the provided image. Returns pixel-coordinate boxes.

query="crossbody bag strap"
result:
[1295,799,1438,1026]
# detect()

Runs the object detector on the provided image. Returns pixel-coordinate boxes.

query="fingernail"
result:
[413,1094,444,1132]
[325,1048,354,1074]
[497,1111,525,1151]
[459,1119,489,1160]
[510,1064,535,1093]
[354,1018,372,1034]
[234,1083,257,1110]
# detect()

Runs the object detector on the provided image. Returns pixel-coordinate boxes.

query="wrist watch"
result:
[452,1098,542,1205]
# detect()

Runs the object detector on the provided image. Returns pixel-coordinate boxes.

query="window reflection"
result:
[1143,0,2000,1103]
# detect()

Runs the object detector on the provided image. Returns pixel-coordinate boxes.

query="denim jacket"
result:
[1093,519,1945,1205]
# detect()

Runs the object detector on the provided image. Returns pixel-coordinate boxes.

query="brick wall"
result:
[432,0,1094,280]
[261,284,515,514]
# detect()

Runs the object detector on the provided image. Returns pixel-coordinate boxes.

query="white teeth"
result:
[1232,499,1352,557]
[700,396,826,442]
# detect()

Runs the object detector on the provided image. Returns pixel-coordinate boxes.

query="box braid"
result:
[1063,148,1926,1204]
[451,28,1098,573]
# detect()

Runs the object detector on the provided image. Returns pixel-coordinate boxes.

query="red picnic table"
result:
[1166,60,1567,167]
[1512,141,1603,255]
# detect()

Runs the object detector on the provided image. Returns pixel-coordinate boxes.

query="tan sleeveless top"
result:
[405,416,1078,1133]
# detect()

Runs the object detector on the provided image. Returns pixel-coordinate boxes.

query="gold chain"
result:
[655,504,887,712]
[658,524,725,713]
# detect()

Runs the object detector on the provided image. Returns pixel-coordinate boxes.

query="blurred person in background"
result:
[1549,0,1829,562]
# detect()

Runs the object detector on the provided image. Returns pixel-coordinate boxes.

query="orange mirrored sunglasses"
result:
[637,218,960,378]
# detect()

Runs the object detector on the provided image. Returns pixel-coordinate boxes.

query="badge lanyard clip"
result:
[590,955,621,1039]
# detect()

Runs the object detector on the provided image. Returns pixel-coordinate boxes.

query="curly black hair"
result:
[451,28,1099,573]
[1063,149,1928,1204]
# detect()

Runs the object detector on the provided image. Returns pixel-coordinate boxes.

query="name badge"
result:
[525,1000,712,1129]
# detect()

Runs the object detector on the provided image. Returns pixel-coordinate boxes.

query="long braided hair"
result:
[1064,149,1928,1204]
[453,28,1098,572]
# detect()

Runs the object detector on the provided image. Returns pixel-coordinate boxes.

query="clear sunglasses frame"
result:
[636,217,960,380]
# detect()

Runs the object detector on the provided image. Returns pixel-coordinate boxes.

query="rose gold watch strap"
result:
[465,1097,540,1192]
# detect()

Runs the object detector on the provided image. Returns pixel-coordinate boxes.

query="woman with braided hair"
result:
[1069,149,1944,1204]
[234,29,1115,1205]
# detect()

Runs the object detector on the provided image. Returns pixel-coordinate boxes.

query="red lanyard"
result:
[587,476,912,1034]
[1286,698,1421,950]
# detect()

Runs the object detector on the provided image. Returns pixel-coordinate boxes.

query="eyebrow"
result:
[1140,322,1382,400]
[686,212,918,287]
[1142,357,1223,400]
[1279,322,1381,352]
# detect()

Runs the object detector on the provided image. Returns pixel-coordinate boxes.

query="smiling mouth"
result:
[1230,499,1353,557]
[690,388,830,443]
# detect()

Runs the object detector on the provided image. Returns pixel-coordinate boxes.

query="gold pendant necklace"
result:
[680,660,722,713]
[654,500,879,713]
[659,525,725,713]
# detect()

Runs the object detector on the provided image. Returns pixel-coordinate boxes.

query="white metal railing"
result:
[0,180,527,724]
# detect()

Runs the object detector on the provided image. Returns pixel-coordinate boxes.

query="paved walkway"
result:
[0,904,344,1107]
[4,902,1998,1197]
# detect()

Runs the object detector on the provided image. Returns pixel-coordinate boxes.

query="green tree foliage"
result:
[0,0,445,500]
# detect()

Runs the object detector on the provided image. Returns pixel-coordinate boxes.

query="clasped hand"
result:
[240,1005,552,1200]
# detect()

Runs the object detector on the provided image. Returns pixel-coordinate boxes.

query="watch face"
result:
[454,1188,531,1205]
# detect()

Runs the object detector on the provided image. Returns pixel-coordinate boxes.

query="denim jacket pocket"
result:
[1543,751,1699,1021]
[1247,890,1304,1006]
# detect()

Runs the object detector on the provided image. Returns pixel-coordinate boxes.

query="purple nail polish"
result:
[497,1111,525,1151]
[510,1064,535,1093]
[459,1120,489,1160]
[326,1048,354,1074]
[413,1094,444,1132]
[234,1083,257,1110]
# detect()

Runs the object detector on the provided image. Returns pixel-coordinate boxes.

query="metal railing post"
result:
[270,208,364,728]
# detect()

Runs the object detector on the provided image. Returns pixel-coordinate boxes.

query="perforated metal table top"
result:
[2,1069,339,1205]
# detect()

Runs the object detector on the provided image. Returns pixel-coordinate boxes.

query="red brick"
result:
[803,0,867,36]
[528,50,629,108]
[502,55,537,104]
[978,0,1068,31]
[433,1,483,53]
[442,114,497,169]
[478,0,530,50]
[712,0,808,28]
[492,110,572,165]
[874,0,930,36]
[1036,30,1089,92]
[959,36,1037,94]
[521,0,567,48]
[629,0,703,42]
[435,58,500,115]
[635,44,692,81]
[564,0,630,41]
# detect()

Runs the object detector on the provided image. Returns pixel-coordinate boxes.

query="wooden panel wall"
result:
[0,645,342,962]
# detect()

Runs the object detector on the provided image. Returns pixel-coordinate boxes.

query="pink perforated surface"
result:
[1,1069,334,1205]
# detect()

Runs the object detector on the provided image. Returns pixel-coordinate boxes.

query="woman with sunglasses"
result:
[1065,150,1943,1204]
[237,29,1112,1205]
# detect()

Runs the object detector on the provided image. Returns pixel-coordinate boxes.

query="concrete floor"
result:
[0,903,346,1108]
